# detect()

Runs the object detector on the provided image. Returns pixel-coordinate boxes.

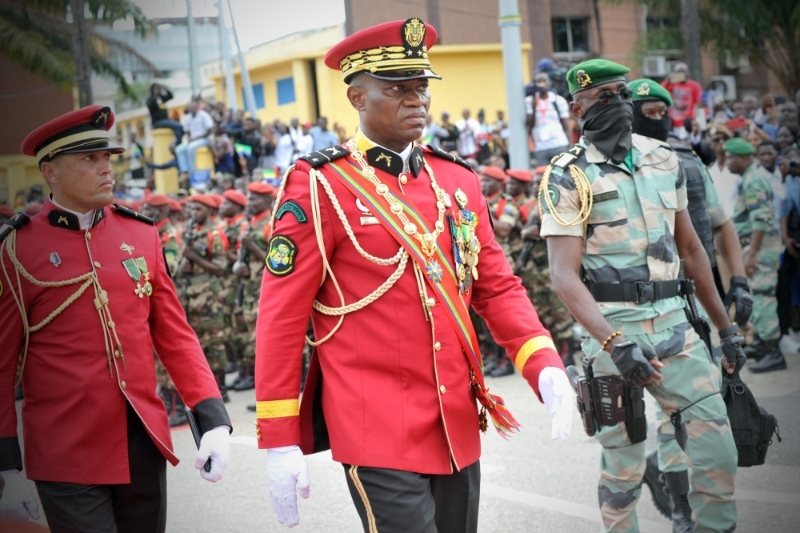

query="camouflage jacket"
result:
[155,219,182,277]
[732,163,781,252]
[181,219,229,277]
[540,134,689,330]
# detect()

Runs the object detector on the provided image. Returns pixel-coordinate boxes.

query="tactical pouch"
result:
[722,371,782,467]
[624,384,648,444]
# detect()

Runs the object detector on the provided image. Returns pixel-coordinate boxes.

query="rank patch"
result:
[276,200,308,223]
[547,184,560,207]
[266,235,297,276]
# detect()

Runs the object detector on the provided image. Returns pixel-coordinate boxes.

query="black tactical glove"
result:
[720,334,747,373]
[723,276,753,326]
[610,341,658,387]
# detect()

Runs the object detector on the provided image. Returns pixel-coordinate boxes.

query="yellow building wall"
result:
[0,155,44,207]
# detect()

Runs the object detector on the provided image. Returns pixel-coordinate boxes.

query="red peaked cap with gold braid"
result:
[21,105,124,167]
[324,18,440,83]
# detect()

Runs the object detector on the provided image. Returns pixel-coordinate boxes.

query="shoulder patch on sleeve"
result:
[265,234,297,276]
[0,212,31,243]
[298,145,350,167]
[552,145,586,169]
[276,199,308,223]
[113,204,154,225]
[424,145,473,170]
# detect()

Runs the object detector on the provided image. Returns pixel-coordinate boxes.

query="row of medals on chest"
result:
[347,141,480,287]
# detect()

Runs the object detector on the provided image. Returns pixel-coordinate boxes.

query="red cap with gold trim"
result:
[21,105,124,167]
[324,18,440,83]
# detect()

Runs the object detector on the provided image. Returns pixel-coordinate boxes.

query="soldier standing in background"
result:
[726,138,787,373]
[542,59,743,533]
[219,189,250,387]
[233,182,275,395]
[180,194,232,401]
[628,78,753,530]
[141,194,190,426]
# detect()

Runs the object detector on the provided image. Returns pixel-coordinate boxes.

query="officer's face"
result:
[725,153,751,175]
[220,198,241,218]
[348,74,431,152]
[187,202,209,224]
[757,145,778,171]
[640,100,668,120]
[141,203,166,222]
[42,150,114,213]
[246,192,269,216]
[506,178,526,197]
[481,175,502,197]
[570,80,628,119]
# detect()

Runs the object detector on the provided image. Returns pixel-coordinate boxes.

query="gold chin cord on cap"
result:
[1,230,125,385]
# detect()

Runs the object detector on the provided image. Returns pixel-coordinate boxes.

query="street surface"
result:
[5,355,800,532]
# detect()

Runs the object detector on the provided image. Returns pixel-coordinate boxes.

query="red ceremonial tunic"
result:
[0,200,229,484]
[254,142,562,475]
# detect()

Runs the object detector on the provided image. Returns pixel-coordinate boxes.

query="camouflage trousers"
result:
[184,274,229,373]
[743,245,781,342]
[584,321,737,533]
[522,252,574,342]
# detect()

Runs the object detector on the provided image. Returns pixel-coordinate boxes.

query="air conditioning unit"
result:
[642,56,668,77]
[710,75,737,101]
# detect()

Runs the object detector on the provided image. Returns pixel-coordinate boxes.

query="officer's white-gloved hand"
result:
[0,470,40,522]
[539,367,573,442]
[267,445,310,528]
[195,426,230,482]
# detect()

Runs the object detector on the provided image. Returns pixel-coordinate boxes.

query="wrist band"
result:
[601,331,623,351]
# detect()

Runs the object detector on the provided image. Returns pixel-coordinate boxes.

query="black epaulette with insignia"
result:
[551,145,586,170]
[0,212,30,243]
[424,145,473,171]
[298,145,350,168]
[113,204,154,225]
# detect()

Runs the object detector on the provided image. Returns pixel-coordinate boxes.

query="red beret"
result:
[481,166,508,183]
[209,194,224,208]
[24,203,43,216]
[0,204,16,218]
[506,169,533,183]
[223,189,248,207]
[247,181,277,195]
[188,194,218,209]
[324,18,440,83]
[535,165,549,175]
[143,194,170,207]
[21,105,124,166]
[168,200,182,212]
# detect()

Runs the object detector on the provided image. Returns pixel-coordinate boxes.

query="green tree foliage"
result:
[0,0,160,101]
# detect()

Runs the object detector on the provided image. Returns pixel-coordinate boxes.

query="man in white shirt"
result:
[176,102,214,174]
[294,121,314,161]
[455,108,481,159]
[706,129,739,218]
[525,72,572,164]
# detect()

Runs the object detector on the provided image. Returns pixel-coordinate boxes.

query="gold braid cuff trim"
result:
[256,399,300,419]
[514,336,557,373]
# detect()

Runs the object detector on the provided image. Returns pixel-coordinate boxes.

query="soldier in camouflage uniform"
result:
[219,189,250,387]
[232,182,275,392]
[542,60,743,533]
[481,165,519,376]
[179,194,231,400]
[727,137,787,373]
[629,78,754,529]
[141,194,190,426]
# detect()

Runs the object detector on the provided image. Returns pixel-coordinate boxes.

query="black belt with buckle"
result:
[584,279,683,304]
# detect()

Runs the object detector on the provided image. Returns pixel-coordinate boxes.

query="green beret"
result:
[567,59,631,94]
[627,78,673,107]
[723,137,755,156]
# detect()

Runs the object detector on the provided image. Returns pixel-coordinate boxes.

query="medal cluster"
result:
[449,189,480,294]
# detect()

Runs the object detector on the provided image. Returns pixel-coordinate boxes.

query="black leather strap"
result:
[585,279,684,304]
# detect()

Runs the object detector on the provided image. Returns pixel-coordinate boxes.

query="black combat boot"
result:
[231,364,245,388]
[749,340,787,373]
[214,370,230,403]
[247,403,256,412]
[225,359,238,374]
[234,365,255,391]
[664,470,694,533]
[642,452,672,519]
[743,336,766,361]
[482,344,499,375]
[489,353,514,377]
[168,389,189,427]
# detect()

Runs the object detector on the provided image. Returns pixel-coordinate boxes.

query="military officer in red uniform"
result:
[254,19,573,533]
[0,105,231,532]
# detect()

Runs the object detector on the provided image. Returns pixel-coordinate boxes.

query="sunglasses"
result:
[576,88,632,105]
[711,137,728,143]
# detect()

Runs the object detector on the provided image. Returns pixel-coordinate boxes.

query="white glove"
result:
[195,426,230,482]
[0,470,40,522]
[538,366,573,442]
[267,445,310,528]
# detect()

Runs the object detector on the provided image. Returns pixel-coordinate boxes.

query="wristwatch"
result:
[718,323,740,340]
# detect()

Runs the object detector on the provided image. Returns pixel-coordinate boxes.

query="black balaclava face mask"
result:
[581,98,634,164]
[632,100,671,143]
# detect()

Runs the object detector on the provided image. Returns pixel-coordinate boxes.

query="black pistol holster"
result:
[567,358,647,444]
